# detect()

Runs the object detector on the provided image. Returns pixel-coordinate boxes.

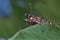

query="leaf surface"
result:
[8,22,60,40]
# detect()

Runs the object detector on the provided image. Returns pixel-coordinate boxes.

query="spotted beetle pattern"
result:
[24,13,46,25]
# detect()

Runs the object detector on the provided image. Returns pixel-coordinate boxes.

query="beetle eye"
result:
[28,14,31,16]
[24,13,32,17]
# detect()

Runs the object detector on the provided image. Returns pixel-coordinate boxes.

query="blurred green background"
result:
[0,0,60,39]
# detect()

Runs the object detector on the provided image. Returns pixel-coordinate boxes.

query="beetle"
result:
[24,12,46,25]
[24,12,59,29]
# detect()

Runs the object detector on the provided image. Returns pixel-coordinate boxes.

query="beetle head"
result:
[24,12,32,18]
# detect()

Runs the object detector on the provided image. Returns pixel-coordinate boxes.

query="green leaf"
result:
[8,22,60,40]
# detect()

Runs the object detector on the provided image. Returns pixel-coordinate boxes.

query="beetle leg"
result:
[51,20,60,28]
[24,18,28,21]
[47,19,53,25]
[47,19,60,30]
[47,19,53,30]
